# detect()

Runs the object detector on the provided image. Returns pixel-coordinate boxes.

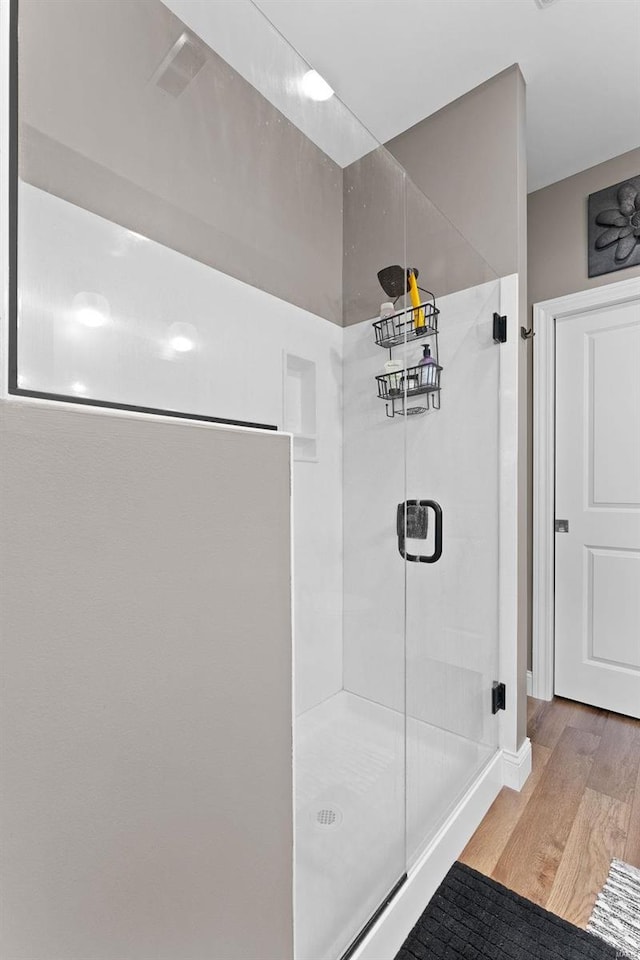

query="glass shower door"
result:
[401,187,502,864]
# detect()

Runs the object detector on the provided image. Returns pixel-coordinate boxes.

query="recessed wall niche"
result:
[283,352,317,461]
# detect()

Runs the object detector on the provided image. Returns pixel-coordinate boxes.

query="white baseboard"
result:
[350,750,504,960]
[527,670,532,696]
[502,737,532,792]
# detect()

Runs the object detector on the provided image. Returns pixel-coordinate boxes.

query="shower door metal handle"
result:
[396,500,443,563]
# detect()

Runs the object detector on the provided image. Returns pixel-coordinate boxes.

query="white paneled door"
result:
[555,297,640,717]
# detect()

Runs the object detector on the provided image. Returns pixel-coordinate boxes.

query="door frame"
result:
[532,276,640,701]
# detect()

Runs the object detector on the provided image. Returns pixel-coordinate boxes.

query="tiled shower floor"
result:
[295,691,494,960]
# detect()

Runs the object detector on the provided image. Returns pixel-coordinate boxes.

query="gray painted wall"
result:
[342,146,406,327]
[19,0,343,324]
[342,148,497,326]
[0,402,293,960]
[527,146,640,668]
[528,147,640,313]
[343,70,525,327]
[386,66,525,281]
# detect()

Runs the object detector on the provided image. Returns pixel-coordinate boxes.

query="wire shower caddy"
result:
[372,293,442,418]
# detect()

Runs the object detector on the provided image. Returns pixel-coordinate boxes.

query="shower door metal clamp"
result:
[555,519,569,533]
[397,500,443,563]
[493,312,507,343]
[491,682,506,714]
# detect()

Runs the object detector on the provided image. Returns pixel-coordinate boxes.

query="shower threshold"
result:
[339,873,407,960]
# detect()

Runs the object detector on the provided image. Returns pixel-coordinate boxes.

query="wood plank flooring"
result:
[460,697,640,928]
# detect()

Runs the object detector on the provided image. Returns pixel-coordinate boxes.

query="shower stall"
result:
[3,1,522,957]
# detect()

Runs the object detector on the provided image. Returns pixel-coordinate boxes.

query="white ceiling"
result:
[250,0,640,192]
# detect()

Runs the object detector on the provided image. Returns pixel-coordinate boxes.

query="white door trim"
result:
[532,276,640,701]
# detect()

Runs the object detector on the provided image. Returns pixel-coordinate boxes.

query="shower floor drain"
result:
[311,805,343,828]
[317,808,336,825]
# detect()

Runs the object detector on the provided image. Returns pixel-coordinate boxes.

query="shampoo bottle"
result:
[418,344,436,387]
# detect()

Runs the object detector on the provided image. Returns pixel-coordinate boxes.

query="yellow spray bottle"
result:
[407,269,425,329]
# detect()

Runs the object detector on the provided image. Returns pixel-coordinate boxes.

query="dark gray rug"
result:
[395,862,625,959]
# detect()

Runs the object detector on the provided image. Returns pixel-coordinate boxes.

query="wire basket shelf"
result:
[373,300,439,349]
[376,362,442,402]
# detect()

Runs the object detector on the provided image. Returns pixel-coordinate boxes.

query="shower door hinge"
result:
[491,681,506,714]
[493,312,507,343]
